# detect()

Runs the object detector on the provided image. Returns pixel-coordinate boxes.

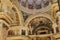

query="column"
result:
[19,29,21,35]
[0,22,3,40]
[52,23,57,33]
[53,27,56,33]
[26,30,28,35]
[56,11,60,32]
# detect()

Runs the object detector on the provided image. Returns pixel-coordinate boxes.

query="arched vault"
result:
[25,13,56,27]
[25,13,57,34]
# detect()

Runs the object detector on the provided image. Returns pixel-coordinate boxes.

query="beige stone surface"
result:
[0,0,60,40]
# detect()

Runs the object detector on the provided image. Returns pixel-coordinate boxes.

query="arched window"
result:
[21,0,26,7]
[8,30,15,36]
[21,30,26,35]
[28,0,34,9]
[35,4,42,9]
[28,4,34,9]
[43,0,49,7]
[35,0,42,9]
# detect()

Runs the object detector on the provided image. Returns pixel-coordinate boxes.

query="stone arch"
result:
[8,30,15,36]
[2,0,24,26]
[32,26,53,35]
[25,13,57,34]
[51,3,59,17]
[11,5,24,26]
[25,13,56,27]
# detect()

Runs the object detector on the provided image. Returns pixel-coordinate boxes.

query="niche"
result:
[21,30,26,35]
[8,30,15,36]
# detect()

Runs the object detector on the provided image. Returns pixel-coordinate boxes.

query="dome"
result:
[19,0,51,14]
[20,0,50,9]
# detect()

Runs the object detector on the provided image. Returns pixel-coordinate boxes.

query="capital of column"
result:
[52,23,57,28]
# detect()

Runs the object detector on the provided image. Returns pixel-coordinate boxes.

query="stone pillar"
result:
[26,30,28,35]
[56,12,60,32]
[19,29,21,35]
[25,31,28,35]
[19,26,23,35]
[53,27,56,33]
[0,22,3,40]
[58,16,60,32]
[25,27,29,36]
[52,23,57,33]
